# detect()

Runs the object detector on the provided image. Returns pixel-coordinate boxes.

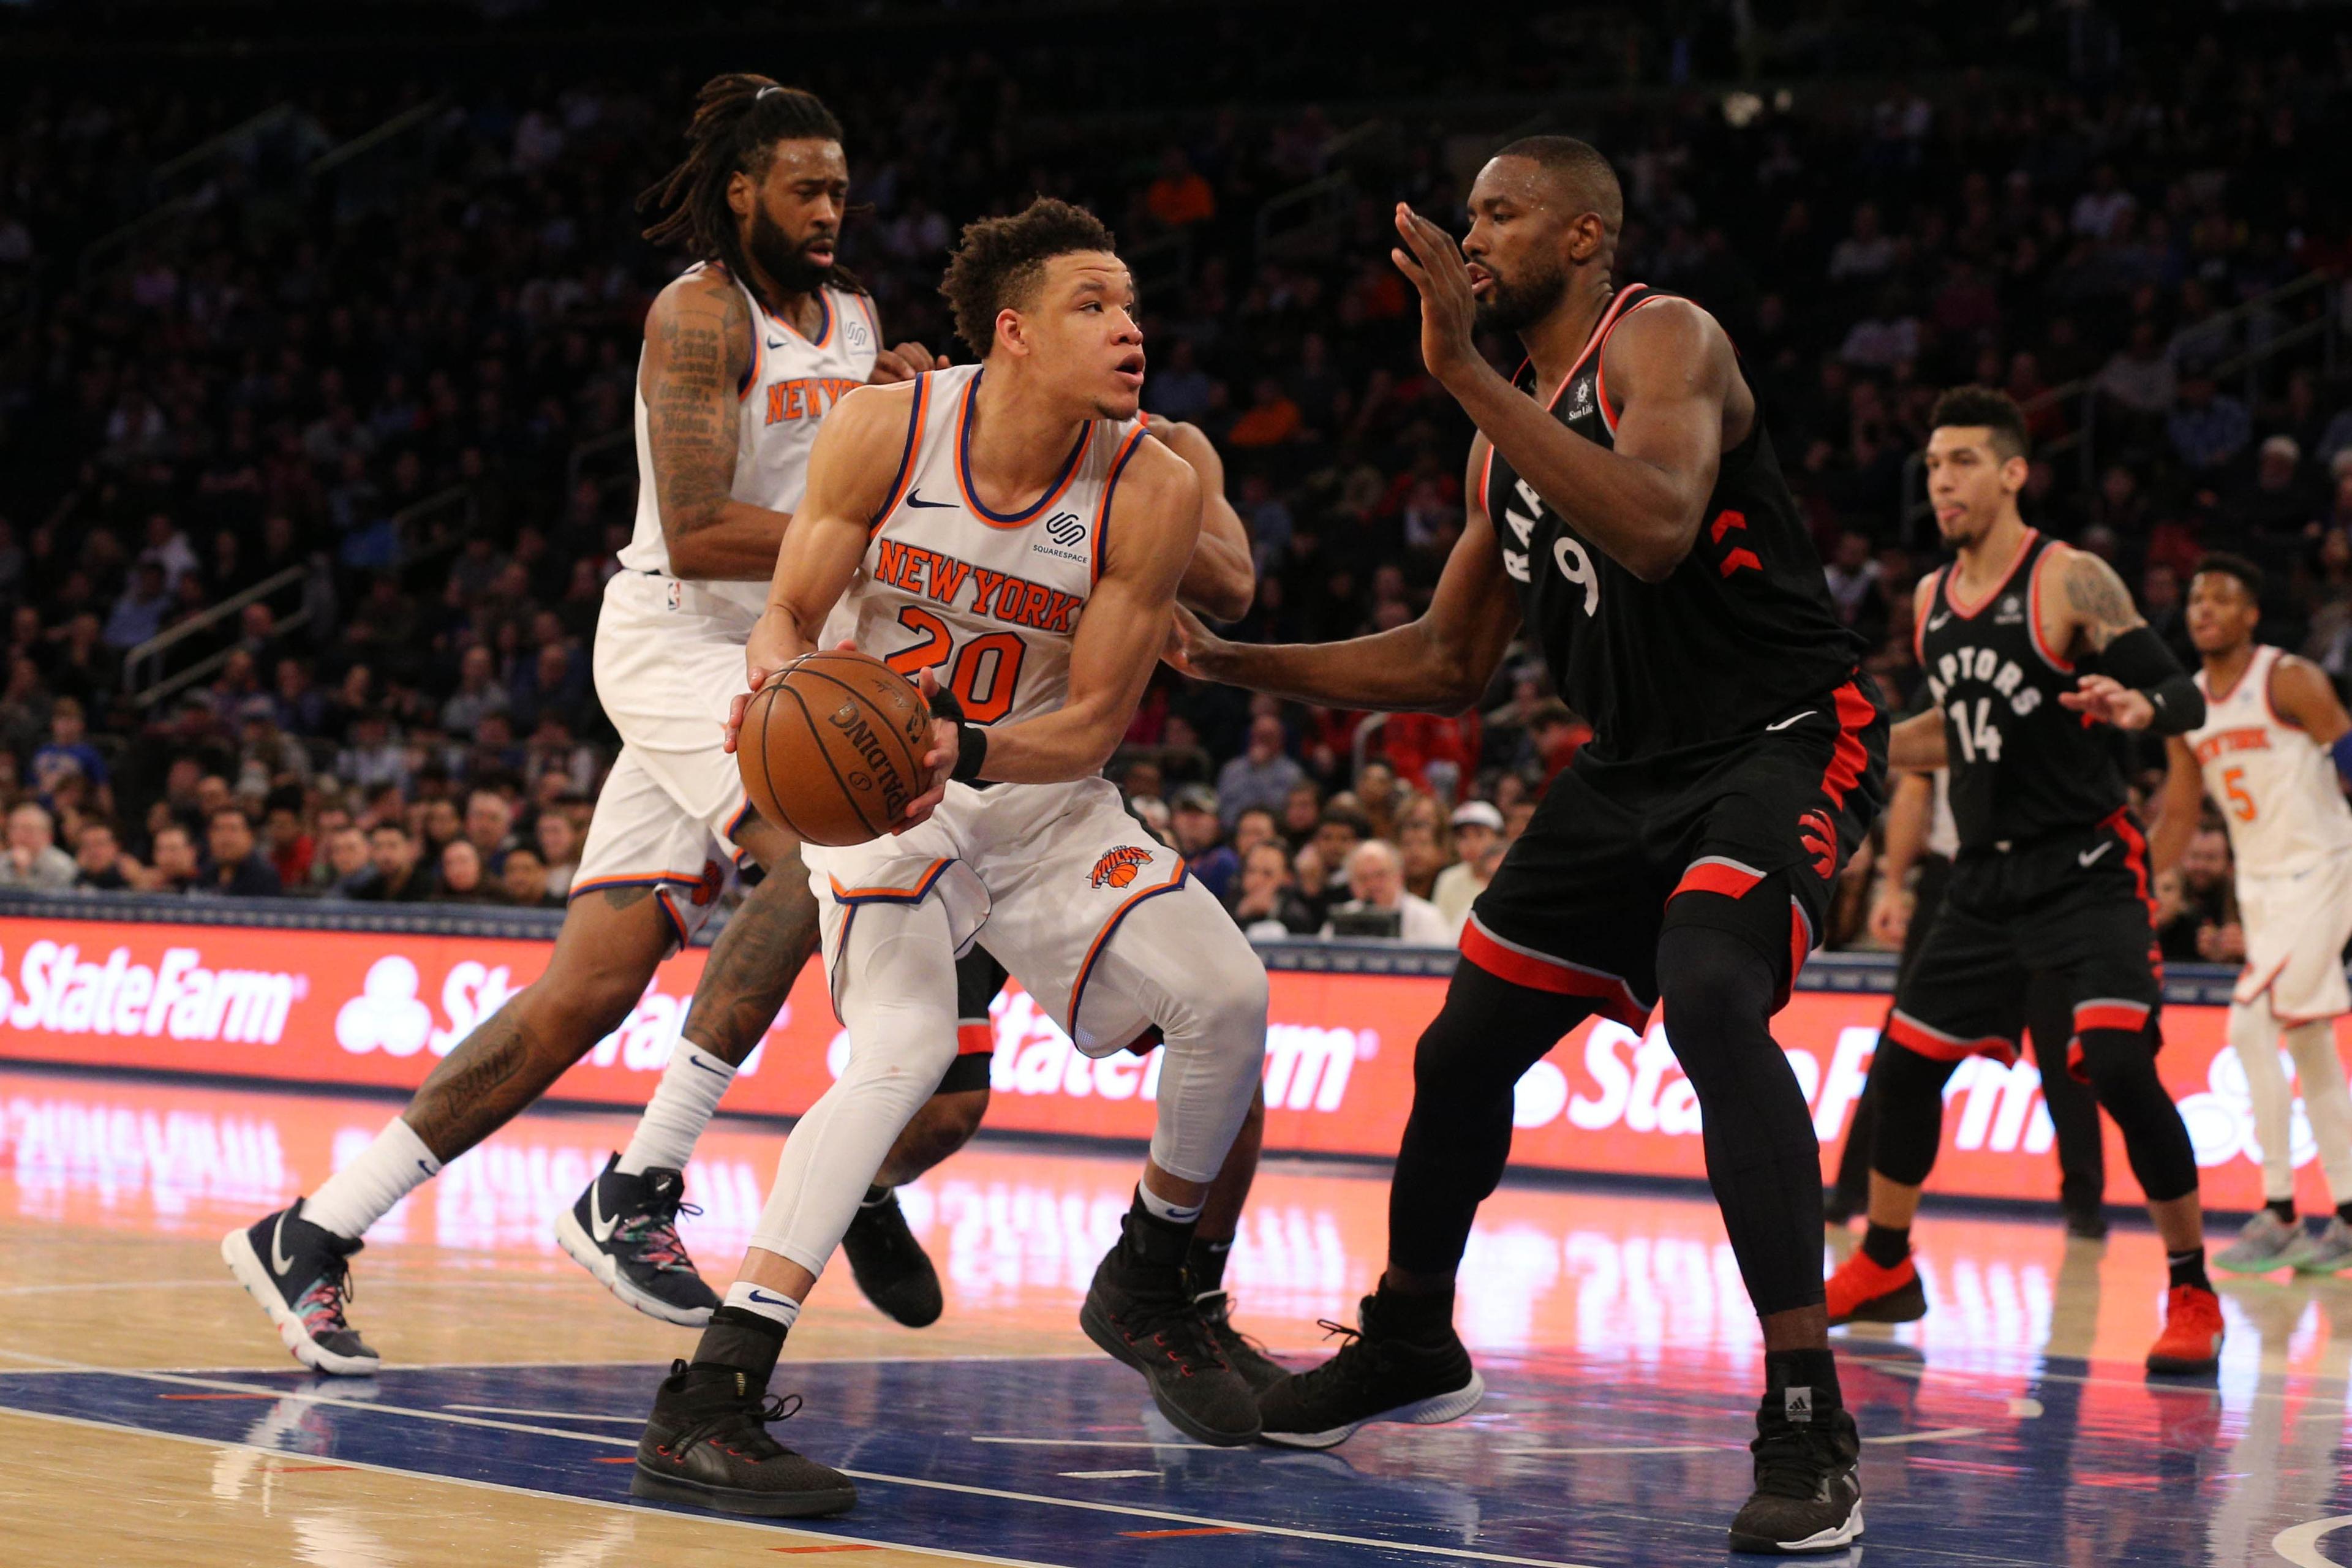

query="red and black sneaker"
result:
[221,1199,379,1376]
[2146,1285,2224,1375]
[631,1360,856,1518]
[1826,1250,1927,1328]
[1080,1216,1260,1446]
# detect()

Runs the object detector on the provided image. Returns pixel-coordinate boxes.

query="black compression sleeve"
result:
[2100,625,2204,736]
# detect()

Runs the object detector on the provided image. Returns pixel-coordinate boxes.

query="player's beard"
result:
[746,205,839,297]
[1475,254,1569,334]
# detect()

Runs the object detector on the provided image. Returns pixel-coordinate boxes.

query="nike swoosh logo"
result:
[2078,843,2113,867]
[271,1213,295,1275]
[905,491,954,508]
[747,1289,790,1306]
[590,1183,619,1244]
[687,1054,729,1076]
[1765,710,1817,733]
[766,337,785,350]
[1926,612,1951,631]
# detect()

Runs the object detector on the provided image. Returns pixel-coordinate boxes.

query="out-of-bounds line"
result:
[0,1401,1060,1568]
[970,1436,1221,1451]
[443,1404,642,1421]
[0,1352,1605,1568]
[2274,1513,2352,1567]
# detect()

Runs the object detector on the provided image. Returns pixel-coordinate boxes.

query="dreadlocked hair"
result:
[638,74,859,311]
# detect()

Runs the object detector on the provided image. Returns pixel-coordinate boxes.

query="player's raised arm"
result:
[1147,415,1255,622]
[940,440,1201,785]
[1172,436,1521,712]
[641,272,797,580]
[725,380,911,749]
[2049,548,2205,734]
[1390,206,1728,584]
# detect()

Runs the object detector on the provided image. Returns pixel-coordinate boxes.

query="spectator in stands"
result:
[419,797,462,862]
[535,810,579,897]
[1396,819,1446,900]
[72,820,137,892]
[1823,529,1888,647]
[1432,801,1502,935]
[1311,805,1370,898]
[1231,805,1278,862]
[499,844,561,909]
[2159,825,2241,962]
[29,697,110,812]
[1144,147,1216,230]
[202,807,282,898]
[2094,320,2179,420]
[147,824,201,895]
[317,823,374,899]
[441,646,511,738]
[103,561,172,652]
[2168,369,2253,477]
[1322,839,1451,944]
[262,787,314,888]
[355,822,433,903]
[2237,435,2320,536]
[0,801,75,891]
[1231,841,1318,940]
[434,839,497,905]
[464,787,515,872]
[1215,715,1305,830]
[1169,785,1238,902]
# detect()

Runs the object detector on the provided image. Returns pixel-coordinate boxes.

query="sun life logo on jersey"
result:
[1994,594,2023,625]
[1566,379,1594,420]
[1088,845,1154,889]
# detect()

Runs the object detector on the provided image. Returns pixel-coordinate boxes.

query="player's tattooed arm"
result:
[641,273,793,581]
[1170,435,1521,713]
[2054,545,2204,733]
[2056,548,2144,655]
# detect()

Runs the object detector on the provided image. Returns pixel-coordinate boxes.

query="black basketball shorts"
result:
[1463,677,1888,1023]
[1887,807,2163,1078]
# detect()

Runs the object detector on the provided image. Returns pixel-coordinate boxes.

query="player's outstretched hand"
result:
[870,341,948,384]
[2059,673,2155,731]
[1390,203,1479,383]
[895,666,959,831]
[1163,604,1219,679]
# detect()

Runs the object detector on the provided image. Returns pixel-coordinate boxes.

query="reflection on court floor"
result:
[4,1068,2352,1566]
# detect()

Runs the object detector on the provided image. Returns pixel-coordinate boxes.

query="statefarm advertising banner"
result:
[0,913,2313,1210]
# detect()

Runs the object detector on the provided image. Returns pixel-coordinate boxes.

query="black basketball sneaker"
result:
[220,1199,379,1376]
[1196,1291,1288,1394]
[1080,1213,1261,1445]
[840,1188,944,1327]
[1727,1391,1864,1554]
[630,1360,857,1518]
[1255,1294,1484,1449]
[556,1155,720,1327]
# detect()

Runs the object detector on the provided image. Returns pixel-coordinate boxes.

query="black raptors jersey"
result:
[1482,284,1863,775]
[1917,529,2125,851]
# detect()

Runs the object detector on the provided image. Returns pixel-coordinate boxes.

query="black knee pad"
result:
[1866,1038,1959,1189]
[2075,1028,2198,1204]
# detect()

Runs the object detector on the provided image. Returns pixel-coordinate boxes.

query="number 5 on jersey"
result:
[885,606,1026,723]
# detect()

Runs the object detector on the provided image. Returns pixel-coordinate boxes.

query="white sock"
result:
[1136,1182,1203,1226]
[304,1117,441,1239]
[619,1042,737,1175]
[723,1278,801,1332]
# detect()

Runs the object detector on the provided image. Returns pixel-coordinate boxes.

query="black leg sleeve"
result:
[1653,924,1828,1317]
[1387,959,1600,1278]
[2076,1028,2198,1205]
[1868,1036,1964,1188]
[2026,974,2106,1207]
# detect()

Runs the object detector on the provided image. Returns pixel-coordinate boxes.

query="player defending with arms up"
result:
[629,200,1270,1518]
[2157,554,2352,1273]
[1177,137,1885,1553]
[1826,388,2220,1373]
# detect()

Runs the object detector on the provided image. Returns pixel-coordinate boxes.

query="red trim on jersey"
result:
[956,1020,995,1057]
[1942,527,2039,620]
[1782,898,1813,1016]
[2073,1001,2151,1035]
[1885,1009,2019,1068]
[2024,540,2075,673]
[1459,916,1653,1029]
[2104,805,2157,921]
[955,369,1094,529]
[1820,679,1876,808]
[1593,293,1672,435]
[1539,283,1651,410]
[868,374,930,532]
[1668,856,1765,902]
[1091,422,1151,586]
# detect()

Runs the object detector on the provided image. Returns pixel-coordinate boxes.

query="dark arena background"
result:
[2,1,2351,1563]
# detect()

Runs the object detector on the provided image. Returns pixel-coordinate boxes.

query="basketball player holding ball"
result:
[631,198,1272,1517]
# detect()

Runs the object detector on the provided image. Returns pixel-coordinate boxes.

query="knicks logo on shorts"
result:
[690,858,723,907]
[1798,809,1838,880]
[1088,845,1155,889]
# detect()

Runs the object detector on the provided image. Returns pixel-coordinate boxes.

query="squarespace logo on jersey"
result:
[0,937,302,1045]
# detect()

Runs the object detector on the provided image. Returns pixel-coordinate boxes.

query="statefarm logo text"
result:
[0,938,301,1045]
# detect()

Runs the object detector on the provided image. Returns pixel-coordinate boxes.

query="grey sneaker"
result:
[2295,1216,2352,1273]
[2215,1210,2305,1273]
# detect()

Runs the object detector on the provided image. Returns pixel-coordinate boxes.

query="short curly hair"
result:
[939,198,1118,356]
[1929,385,2030,461]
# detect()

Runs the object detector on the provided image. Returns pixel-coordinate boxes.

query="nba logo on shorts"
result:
[666,579,682,612]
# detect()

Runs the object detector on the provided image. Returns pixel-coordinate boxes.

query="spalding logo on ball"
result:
[737,652,935,847]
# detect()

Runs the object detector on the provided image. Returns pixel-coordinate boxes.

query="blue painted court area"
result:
[2,1348,2341,1566]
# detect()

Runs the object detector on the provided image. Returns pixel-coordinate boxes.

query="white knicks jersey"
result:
[2188,643,2352,876]
[823,364,1149,731]
[621,264,878,615]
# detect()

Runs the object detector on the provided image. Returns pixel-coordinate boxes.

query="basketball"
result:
[737,650,935,846]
